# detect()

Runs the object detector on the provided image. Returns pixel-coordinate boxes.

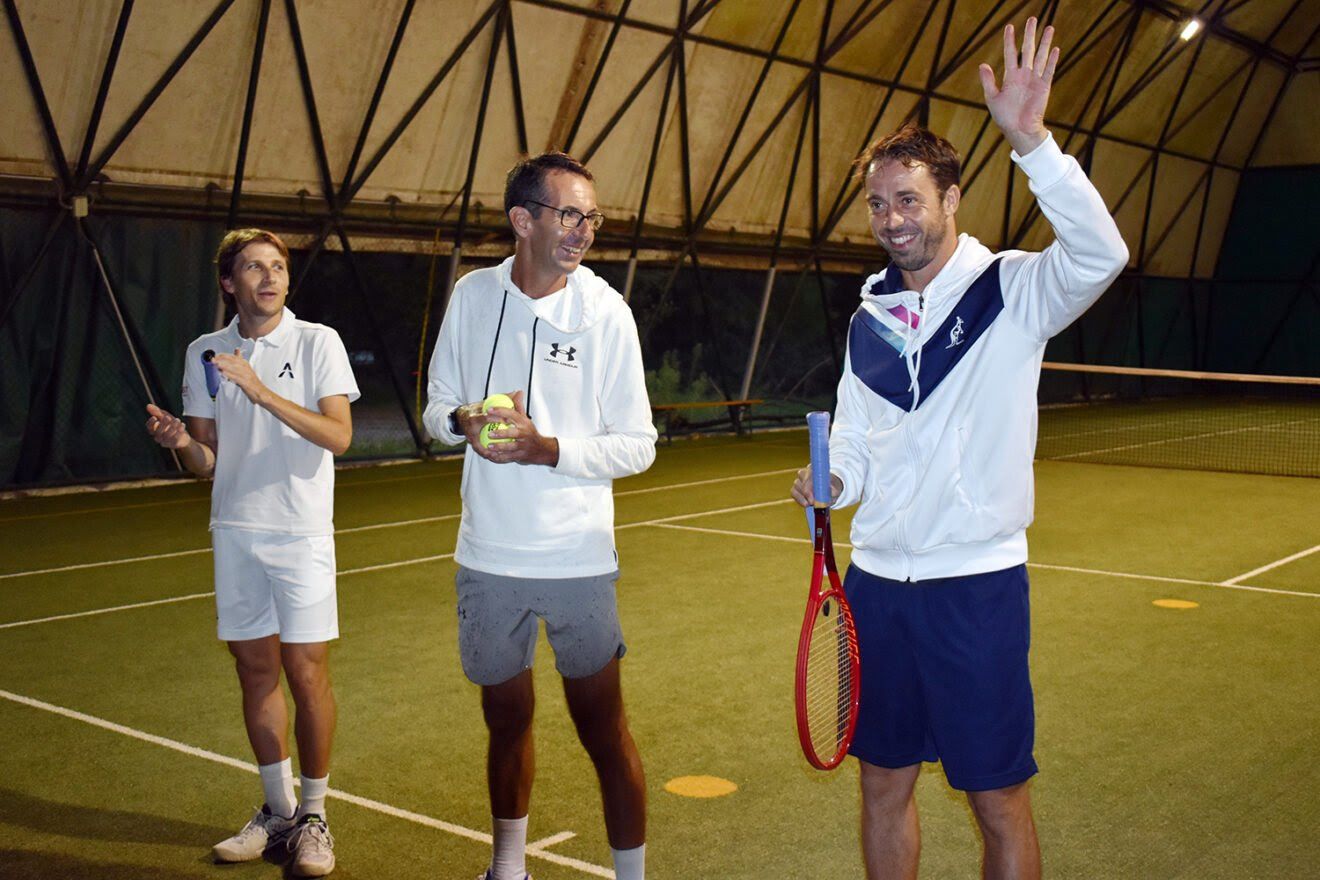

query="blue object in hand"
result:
[202,349,221,399]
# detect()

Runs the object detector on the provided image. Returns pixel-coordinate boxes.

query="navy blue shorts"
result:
[843,563,1038,791]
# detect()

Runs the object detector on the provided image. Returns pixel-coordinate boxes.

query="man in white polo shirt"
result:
[144,228,358,878]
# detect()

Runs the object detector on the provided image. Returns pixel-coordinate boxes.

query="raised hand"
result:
[978,17,1058,156]
[145,403,192,449]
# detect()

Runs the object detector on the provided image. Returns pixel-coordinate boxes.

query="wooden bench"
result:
[650,399,763,442]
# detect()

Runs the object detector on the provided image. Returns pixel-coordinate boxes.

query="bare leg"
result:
[859,761,921,880]
[228,636,288,765]
[562,658,645,849]
[967,781,1041,880]
[281,641,336,779]
[483,669,536,819]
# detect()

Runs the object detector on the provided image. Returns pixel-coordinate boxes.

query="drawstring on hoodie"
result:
[483,290,539,421]
[525,318,538,420]
[897,292,925,412]
[482,291,510,399]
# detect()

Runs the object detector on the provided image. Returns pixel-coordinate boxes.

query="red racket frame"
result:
[794,504,861,770]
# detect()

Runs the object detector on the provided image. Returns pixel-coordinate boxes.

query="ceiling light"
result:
[1180,18,1202,41]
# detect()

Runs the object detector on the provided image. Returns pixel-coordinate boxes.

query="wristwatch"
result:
[447,407,462,435]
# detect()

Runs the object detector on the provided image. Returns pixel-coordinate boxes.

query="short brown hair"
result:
[854,123,961,196]
[504,151,594,217]
[214,228,290,308]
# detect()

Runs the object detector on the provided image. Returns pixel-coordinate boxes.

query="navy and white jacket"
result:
[830,133,1128,582]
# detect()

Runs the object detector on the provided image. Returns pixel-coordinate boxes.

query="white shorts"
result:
[212,528,339,643]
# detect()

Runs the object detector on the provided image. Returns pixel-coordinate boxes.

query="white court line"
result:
[7,496,1313,633]
[0,467,464,523]
[0,688,611,878]
[530,830,578,849]
[646,524,1320,600]
[0,500,795,629]
[0,460,787,524]
[619,497,792,528]
[339,553,455,575]
[1221,543,1320,586]
[0,592,215,630]
[0,471,797,580]
[616,467,797,497]
[651,522,811,544]
[1049,416,1320,460]
[0,547,211,580]
[1026,562,1318,598]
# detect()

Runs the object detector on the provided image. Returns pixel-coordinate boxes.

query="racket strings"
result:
[803,598,857,758]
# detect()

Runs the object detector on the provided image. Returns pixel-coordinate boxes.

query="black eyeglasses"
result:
[524,200,606,232]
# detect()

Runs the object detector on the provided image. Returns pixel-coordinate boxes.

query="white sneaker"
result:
[212,805,295,862]
[477,872,532,880]
[287,813,336,877]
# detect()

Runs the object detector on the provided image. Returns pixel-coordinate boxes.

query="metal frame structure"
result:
[2,0,1316,469]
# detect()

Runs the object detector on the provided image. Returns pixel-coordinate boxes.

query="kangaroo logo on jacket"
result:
[849,258,1005,411]
[545,342,579,368]
[945,316,966,350]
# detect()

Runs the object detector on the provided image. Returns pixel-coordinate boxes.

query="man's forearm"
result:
[255,390,352,455]
[178,438,216,477]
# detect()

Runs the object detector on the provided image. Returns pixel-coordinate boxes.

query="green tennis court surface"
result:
[2,433,1317,878]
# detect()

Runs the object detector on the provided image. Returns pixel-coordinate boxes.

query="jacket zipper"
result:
[896,288,926,582]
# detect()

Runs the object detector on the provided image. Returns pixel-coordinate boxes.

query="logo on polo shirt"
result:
[945,316,965,350]
[545,343,579,368]
[279,362,295,378]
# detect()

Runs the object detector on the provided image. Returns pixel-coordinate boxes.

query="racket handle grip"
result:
[807,411,831,507]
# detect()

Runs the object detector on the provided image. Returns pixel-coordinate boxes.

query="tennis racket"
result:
[794,411,861,770]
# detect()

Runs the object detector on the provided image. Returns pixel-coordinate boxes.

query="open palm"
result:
[979,18,1058,155]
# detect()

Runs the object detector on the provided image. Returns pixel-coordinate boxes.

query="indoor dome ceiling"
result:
[2,0,1317,276]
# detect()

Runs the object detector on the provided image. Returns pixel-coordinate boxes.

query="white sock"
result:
[297,774,329,820]
[257,759,295,819]
[611,844,645,880]
[490,815,528,880]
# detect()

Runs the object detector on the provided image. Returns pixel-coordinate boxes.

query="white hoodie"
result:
[830,134,1129,582]
[424,257,657,578]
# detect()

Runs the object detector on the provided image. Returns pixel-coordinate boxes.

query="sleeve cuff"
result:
[1010,131,1070,190]
[552,436,581,475]
[831,464,863,509]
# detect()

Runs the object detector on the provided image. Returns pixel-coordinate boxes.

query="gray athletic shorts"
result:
[455,565,626,686]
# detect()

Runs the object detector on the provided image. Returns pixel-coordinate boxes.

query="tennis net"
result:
[1035,363,1320,478]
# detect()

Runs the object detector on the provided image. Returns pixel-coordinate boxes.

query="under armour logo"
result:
[548,343,577,362]
[945,316,965,350]
[278,362,295,378]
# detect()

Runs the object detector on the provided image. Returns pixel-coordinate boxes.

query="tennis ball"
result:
[479,393,515,448]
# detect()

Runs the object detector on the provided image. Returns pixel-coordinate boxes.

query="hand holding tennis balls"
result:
[479,393,516,448]
[471,389,559,467]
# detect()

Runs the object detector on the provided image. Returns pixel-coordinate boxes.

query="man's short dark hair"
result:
[853,123,962,196]
[504,151,594,217]
[214,228,290,309]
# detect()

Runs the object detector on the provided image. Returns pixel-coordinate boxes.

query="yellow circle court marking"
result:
[1153,599,1199,609]
[664,775,738,798]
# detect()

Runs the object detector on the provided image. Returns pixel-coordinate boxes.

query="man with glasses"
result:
[424,152,656,880]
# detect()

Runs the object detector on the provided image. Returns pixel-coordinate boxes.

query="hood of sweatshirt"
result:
[497,256,621,334]
[853,233,998,410]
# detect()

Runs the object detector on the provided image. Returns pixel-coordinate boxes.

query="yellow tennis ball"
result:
[482,393,515,414]
[479,393,514,448]
[479,422,512,448]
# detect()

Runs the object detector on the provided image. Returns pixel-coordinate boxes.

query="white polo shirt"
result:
[181,308,360,536]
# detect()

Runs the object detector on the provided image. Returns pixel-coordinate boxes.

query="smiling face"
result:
[865,159,961,288]
[220,241,289,323]
[509,170,597,296]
